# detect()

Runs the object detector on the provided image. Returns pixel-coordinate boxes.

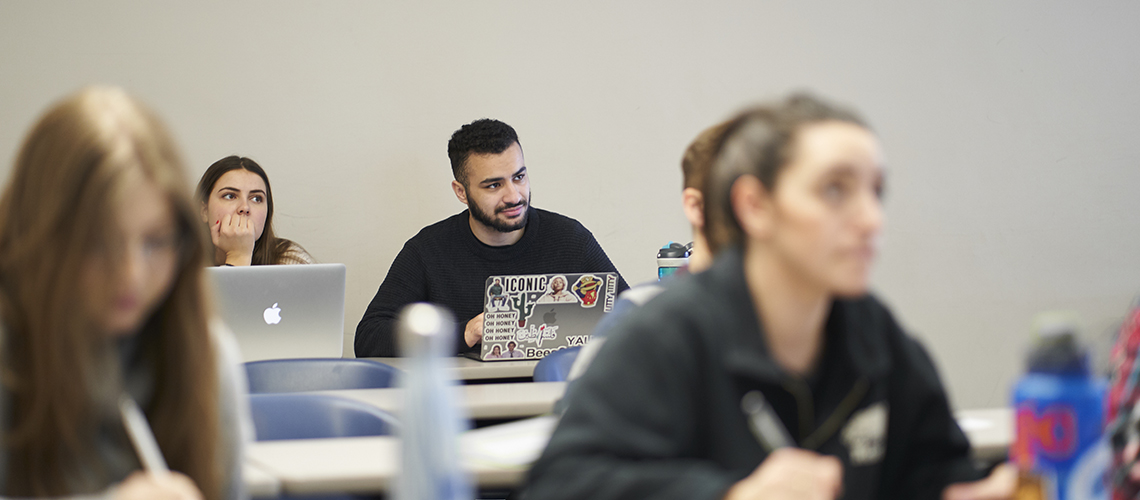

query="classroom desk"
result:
[311,381,566,420]
[246,416,558,495]
[364,356,539,381]
[955,407,1012,463]
[244,462,281,498]
[247,408,1011,495]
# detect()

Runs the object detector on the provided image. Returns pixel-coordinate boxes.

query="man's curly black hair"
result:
[447,118,520,184]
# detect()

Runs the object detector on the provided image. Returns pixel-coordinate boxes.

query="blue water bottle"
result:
[657,242,690,280]
[1011,315,1109,500]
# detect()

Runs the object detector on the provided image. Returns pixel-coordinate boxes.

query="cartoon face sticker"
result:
[571,274,603,308]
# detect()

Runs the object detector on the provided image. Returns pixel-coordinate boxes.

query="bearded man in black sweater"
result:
[355,119,629,357]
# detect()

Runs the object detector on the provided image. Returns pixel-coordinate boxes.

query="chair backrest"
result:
[532,346,582,382]
[245,358,399,393]
[249,393,399,441]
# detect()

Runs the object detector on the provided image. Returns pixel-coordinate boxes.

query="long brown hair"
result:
[0,87,222,498]
[196,156,307,265]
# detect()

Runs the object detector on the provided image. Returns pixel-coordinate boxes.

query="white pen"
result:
[119,394,170,474]
[741,390,794,451]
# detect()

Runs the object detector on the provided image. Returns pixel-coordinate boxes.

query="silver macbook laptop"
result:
[206,264,346,362]
[479,272,619,361]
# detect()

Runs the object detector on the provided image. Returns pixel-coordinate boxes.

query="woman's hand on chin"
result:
[213,213,255,266]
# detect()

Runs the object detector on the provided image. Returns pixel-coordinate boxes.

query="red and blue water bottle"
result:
[1012,315,1109,500]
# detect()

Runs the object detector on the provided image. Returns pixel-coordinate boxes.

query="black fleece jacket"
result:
[355,207,627,357]
[523,247,982,500]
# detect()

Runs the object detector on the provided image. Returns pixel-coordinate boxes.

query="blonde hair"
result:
[0,87,222,498]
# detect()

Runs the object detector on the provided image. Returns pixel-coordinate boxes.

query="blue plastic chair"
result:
[532,346,582,382]
[248,393,399,441]
[249,394,397,499]
[244,358,399,394]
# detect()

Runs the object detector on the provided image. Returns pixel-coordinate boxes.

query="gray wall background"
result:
[2,1,1138,410]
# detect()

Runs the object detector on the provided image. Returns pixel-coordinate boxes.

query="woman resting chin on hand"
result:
[198,156,314,266]
[211,212,257,266]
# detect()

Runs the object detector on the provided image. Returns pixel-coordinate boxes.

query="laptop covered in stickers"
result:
[477,272,619,361]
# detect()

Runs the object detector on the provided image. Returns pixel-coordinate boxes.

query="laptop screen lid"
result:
[206,263,346,362]
[480,272,619,361]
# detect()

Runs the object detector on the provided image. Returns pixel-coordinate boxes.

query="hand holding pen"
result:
[724,390,843,500]
[723,448,843,500]
[115,396,204,500]
[112,472,203,500]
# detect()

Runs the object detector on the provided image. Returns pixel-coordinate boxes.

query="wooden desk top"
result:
[363,356,539,381]
[312,381,566,420]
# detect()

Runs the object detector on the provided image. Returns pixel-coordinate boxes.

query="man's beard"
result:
[469,196,530,233]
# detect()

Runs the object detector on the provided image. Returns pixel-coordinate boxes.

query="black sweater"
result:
[355,207,628,357]
[523,247,981,500]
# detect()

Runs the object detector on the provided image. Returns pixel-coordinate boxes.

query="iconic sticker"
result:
[571,274,604,308]
[841,402,888,466]
[499,275,550,293]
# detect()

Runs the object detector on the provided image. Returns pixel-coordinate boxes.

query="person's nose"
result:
[856,189,884,237]
[237,196,251,216]
[120,240,149,291]
[503,183,522,205]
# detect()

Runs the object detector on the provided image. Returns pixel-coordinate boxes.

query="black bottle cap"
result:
[1026,315,1089,375]
[657,242,691,259]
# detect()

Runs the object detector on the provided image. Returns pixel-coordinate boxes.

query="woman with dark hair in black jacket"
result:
[524,94,1015,500]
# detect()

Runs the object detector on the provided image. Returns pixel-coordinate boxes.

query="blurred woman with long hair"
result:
[0,87,249,499]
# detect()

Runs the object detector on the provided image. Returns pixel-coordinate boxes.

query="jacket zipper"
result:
[780,376,870,450]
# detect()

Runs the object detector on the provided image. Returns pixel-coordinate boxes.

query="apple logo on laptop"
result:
[543,308,557,325]
[263,303,282,325]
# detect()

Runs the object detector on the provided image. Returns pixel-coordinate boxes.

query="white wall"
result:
[2,0,1138,409]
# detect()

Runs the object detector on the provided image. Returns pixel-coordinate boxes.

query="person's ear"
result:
[731,175,776,240]
[681,187,704,229]
[200,200,209,224]
[451,180,468,205]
